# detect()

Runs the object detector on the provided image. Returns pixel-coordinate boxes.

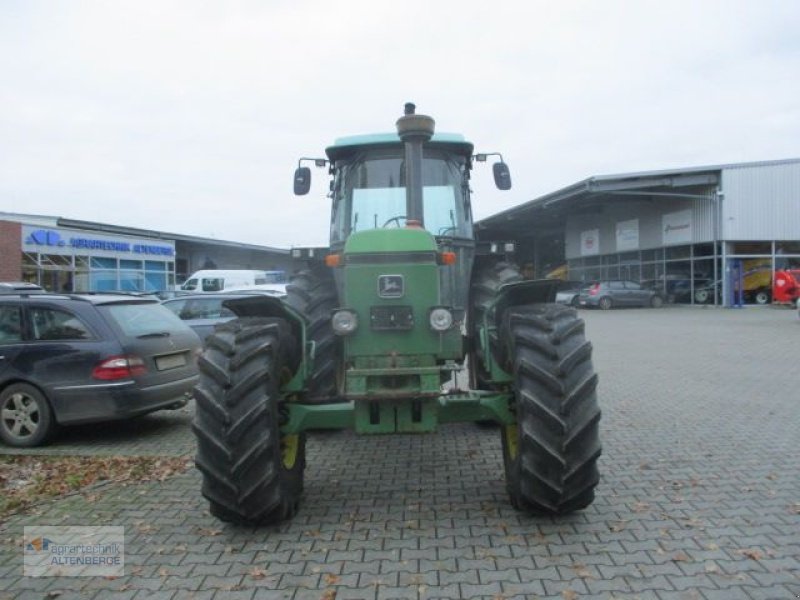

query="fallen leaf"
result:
[704,563,720,574]
[320,590,337,600]
[609,521,627,532]
[738,549,763,561]
[323,574,341,585]
[562,590,578,600]
[197,528,223,537]
[248,567,267,580]
[158,568,169,579]
[571,563,593,578]
[671,552,691,562]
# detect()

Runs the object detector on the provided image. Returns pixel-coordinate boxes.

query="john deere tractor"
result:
[192,104,601,524]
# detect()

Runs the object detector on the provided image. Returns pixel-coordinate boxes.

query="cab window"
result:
[30,307,94,341]
[0,305,23,343]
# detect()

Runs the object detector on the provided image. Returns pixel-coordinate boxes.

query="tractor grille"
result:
[370,306,414,330]
[347,251,437,265]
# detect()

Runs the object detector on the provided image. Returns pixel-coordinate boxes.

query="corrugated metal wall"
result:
[722,160,800,240]
[564,192,716,259]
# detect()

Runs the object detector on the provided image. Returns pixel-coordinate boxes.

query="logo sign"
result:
[580,229,600,256]
[24,526,124,577]
[662,210,693,245]
[616,219,639,251]
[23,226,175,257]
[377,275,404,298]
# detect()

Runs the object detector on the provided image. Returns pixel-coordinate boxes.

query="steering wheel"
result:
[382,215,408,228]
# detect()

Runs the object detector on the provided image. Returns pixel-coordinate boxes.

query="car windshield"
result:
[330,149,471,242]
[103,302,186,337]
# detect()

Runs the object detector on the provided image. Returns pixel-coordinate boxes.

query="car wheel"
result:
[650,295,664,308]
[571,296,580,307]
[598,297,612,310]
[694,289,710,304]
[754,290,770,305]
[0,383,56,447]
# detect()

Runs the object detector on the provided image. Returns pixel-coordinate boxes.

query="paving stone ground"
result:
[1,306,799,599]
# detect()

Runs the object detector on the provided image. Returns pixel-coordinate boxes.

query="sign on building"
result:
[616,219,639,251]
[580,229,600,256]
[662,210,693,245]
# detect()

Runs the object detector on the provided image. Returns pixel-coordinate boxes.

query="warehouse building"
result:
[476,157,800,306]
[0,212,294,293]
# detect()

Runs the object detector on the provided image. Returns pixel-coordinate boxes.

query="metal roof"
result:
[325,132,474,160]
[0,211,289,255]
[476,157,800,236]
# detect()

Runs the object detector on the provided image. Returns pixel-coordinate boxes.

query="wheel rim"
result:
[695,290,708,303]
[281,434,299,469]
[600,298,611,309]
[504,425,519,460]
[1,392,40,440]
[756,292,769,304]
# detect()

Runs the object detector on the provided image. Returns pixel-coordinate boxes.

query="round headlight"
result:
[429,307,453,332]
[331,310,358,335]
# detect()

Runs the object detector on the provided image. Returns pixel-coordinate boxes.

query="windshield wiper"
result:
[136,331,171,339]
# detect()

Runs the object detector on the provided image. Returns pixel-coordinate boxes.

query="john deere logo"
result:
[378,275,404,298]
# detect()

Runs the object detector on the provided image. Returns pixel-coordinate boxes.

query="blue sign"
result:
[25,229,174,257]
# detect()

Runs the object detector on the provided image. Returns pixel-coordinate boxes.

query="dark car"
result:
[161,291,285,342]
[578,280,663,310]
[0,291,201,447]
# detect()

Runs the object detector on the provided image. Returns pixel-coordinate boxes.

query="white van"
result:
[180,270,287,295]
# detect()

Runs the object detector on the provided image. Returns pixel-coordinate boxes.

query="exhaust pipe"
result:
[396,103,435,227]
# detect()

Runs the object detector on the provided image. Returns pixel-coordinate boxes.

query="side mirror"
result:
[294,167,311,195]
[493,162,512,190]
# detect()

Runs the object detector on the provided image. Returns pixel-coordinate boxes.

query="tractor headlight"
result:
[429,307,454,332]
[331,309,358,335]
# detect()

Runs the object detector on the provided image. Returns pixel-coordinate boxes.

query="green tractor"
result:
[192,104,601,524]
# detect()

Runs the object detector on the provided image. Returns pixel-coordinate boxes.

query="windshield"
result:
[330,149,471,243]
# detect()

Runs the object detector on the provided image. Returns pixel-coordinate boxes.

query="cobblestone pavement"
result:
[1,306,798,599]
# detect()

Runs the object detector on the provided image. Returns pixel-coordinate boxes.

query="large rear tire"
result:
[470,261,524,388]
[193,317,305,525]
[285,270,338,401]
[500,304,601,515]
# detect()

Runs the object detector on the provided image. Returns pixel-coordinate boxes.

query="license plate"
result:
[155,352,187,371]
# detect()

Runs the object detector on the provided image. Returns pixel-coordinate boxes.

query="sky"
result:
[1,0,798,248]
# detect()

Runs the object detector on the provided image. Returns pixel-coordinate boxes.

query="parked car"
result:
[554,280,586,307]
[161,290,285,342]
[578,280,664,310]
[0,290,201,447]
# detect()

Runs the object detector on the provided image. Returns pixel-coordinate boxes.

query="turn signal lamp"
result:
[439,252,457,266]
[325,253,342,267]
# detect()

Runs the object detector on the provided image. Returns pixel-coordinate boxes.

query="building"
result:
[0,212,295,293]
[476,158,800,306]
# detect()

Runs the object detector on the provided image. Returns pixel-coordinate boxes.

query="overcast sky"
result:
[1,1,798,247]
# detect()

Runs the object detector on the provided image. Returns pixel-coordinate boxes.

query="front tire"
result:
[598,296,612,310]
[500,305,601,515]
[285,270,338,401]
[193,317,305,525]
[754,290,770,305]
[0,383,55,447]
[470,261,524,388]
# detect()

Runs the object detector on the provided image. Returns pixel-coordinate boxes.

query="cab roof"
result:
[325,132,474,161]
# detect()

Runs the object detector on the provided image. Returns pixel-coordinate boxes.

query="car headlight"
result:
[331,309,358,335]
[429,307,453,332]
